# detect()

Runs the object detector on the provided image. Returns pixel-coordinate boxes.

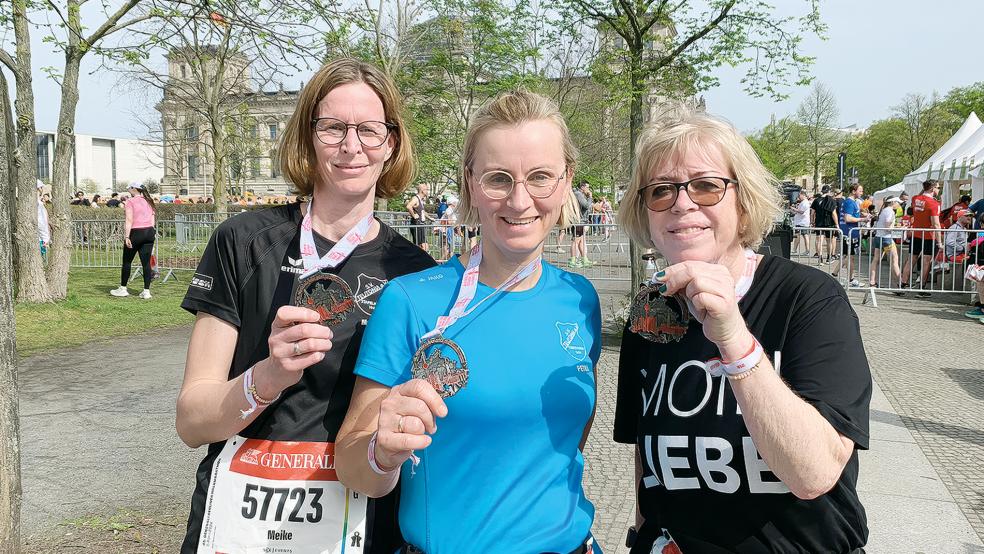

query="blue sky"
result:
[17,0,984,138]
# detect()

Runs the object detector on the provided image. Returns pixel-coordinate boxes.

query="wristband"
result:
[238,365,281,420]
[368,431,399,475]
[706,338,764,377]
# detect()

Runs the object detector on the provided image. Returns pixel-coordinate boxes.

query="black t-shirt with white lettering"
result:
[614,255,871,553]
[179,203,435,553]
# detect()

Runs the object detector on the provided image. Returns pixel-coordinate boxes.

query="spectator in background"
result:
[833,183,871,286]
[91,194,102,207]
[900,180,942,297]
[810,185,839,262]
[106,193,121,208]
[791,190,811,254]
[569,181,594,268]
[969,196,984,224]
[899,192,910,215]
[869,197,902,288]
[405,183,431,252]
[944,209,973,258]
[941,194,971,228]
[174,195,184,204]
[37,181,50,259]
[436,195,448,219]
[205,196,214,204]
[110,183,157,299]
[70,191,90,206]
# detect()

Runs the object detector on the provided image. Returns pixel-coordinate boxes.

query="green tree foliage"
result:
[747,116,808,180]
[845,118,910,193]
[939,82,984,122]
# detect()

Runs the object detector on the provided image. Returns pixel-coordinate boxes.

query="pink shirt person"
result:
[126,195,155,228]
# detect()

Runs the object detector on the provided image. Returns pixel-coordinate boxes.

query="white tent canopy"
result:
[901,112,984,206]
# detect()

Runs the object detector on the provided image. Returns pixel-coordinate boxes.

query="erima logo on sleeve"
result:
[191,273,214,291]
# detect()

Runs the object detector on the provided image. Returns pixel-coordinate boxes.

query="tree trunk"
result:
[47,2,85,300]
[11,0,52,303]
[0,45,23,553]
[2,70,18,278]
[209,107,228,222]
[628,47,647,289]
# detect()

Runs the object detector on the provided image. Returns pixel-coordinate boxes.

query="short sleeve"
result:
[181,222,242,327]
[779,286,872,450]
[613,320,646,444]
[354,280,421,387]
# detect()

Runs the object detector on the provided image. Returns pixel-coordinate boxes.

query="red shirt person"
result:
[900,180,942,294]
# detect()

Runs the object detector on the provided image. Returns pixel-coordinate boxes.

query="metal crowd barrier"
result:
[843,225,981,306]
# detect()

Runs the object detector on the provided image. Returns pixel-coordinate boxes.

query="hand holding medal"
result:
[373,379,448,470]
[650,249,758,357]
[259,305,335,392]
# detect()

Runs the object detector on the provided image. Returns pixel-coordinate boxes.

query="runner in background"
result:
[110,183,156,299]
[175,58,434,554]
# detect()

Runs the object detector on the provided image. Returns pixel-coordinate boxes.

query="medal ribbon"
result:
[421,242,541,341]
[647,248,758,301]
[298,200,374,279]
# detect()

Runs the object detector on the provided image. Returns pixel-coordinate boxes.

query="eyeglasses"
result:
[639,177,737,212]
[473,166,567,200]
[311,117,396,147]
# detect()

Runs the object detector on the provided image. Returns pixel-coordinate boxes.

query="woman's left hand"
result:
[656,261,751,353]
[124,237,132,248]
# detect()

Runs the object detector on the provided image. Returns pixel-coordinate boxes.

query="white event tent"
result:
[876,112,984,205]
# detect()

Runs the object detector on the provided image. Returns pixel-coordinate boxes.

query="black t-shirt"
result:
[614,255,871,553]
[179,203,436,553]
[106,198,121,208]
[811,195,836,228]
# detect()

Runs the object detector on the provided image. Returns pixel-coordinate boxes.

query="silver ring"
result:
[292,342,302,356]
[397,416,405,434]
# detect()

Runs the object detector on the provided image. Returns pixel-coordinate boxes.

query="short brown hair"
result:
[922,179,939,192]
[458,89,579,227]
[280,58,414,198]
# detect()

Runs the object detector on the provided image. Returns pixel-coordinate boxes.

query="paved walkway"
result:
[16,286,984,552]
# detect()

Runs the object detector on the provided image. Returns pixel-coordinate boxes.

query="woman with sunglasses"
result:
[176,58,435,554]
[614,107,871,553]
[335,89,601,553]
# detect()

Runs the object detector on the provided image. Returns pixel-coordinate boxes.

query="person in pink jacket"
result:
[110,183,157,299]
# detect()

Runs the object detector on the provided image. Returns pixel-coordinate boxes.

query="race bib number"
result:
[199,436,367,554]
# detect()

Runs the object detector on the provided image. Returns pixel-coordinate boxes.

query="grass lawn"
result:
[14,268,194,357]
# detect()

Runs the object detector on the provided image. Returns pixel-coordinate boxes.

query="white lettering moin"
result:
[695,436,740,494]
[741,436,790,494]
[657,435,700,490]
[668,361,713,418]
[640,365,667,417]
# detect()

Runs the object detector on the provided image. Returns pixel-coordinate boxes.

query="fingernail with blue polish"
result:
[655,270,666,280]
[658,283,668,294]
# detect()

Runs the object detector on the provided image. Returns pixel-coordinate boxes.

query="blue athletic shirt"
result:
[839,197,861,238]
[355,257,601,554]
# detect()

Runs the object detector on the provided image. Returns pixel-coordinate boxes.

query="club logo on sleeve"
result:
[190,273,213,291]
[354,273,387,316]
[555,322,587,361]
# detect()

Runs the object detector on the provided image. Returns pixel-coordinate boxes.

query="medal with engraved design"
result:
[628,285,690,343]
[411,336,469,399]
[293,271,355,327]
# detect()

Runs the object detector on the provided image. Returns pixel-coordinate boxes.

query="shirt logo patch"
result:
[555,322,587,361]
[354,273,387,316]
[190,273,213,291]
[280,255,305,275]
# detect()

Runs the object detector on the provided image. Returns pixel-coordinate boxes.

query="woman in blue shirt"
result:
[336,89,601,553]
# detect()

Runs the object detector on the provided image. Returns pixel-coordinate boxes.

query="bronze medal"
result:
[628,284,691,343]
[411,336,469,399]
[293,271,355,327]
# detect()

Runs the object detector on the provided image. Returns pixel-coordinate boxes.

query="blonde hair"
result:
[617,104,783,250]
[457,89,580,227]
[280,58,414,198]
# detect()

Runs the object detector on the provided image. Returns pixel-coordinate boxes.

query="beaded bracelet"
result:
[238,366,281,420]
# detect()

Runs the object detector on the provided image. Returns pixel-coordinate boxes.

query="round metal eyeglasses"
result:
[311,117,396,147]
[474,167,567,200]
[640,177,737,212]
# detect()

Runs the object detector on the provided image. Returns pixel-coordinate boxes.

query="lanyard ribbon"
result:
[421,242,541,341]
[298,200,374,279]
[648,248,758,301]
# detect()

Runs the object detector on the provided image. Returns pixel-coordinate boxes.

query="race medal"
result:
[411,336,469,399]
[628,284,690,343]
[294,271,355,327]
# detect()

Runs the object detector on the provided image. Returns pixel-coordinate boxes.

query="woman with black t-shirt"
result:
[175,58,434,554]
[615,106,872,554]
